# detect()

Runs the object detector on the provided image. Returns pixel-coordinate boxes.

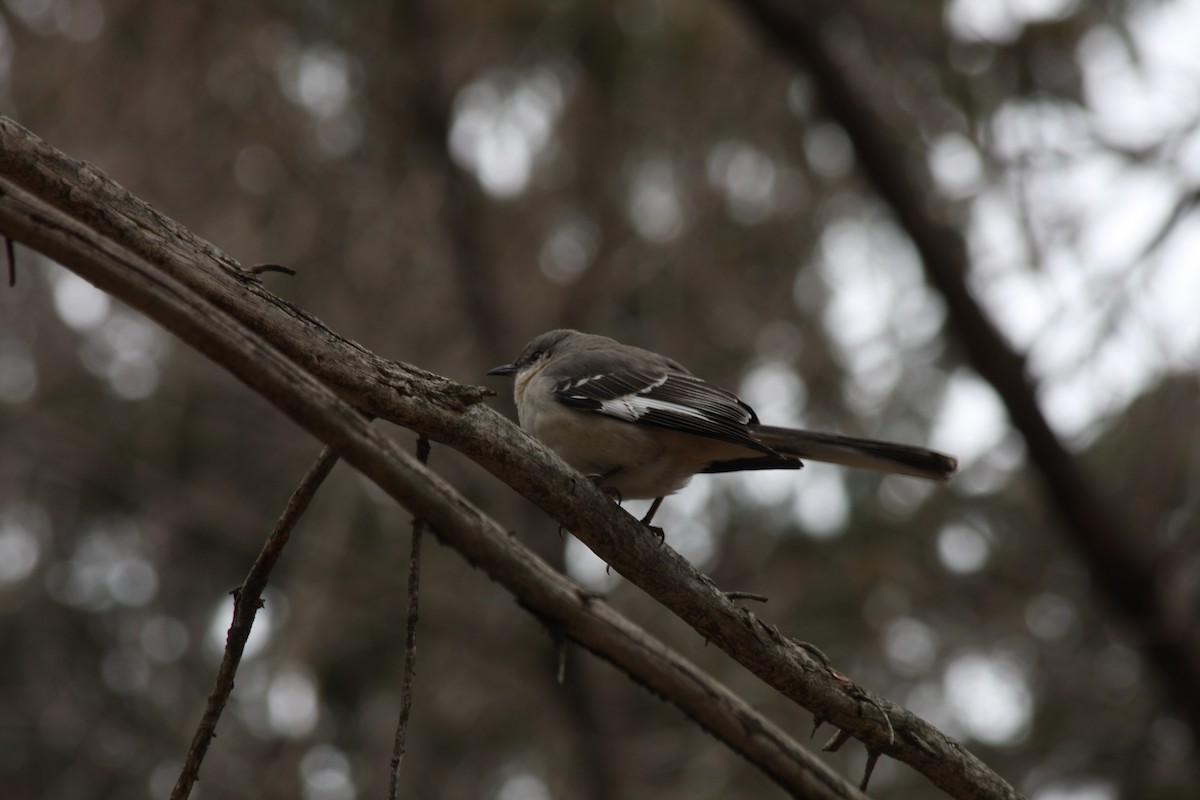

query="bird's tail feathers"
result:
[751,425,957,481]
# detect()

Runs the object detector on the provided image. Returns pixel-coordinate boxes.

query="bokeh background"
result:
[2,0,1199,798]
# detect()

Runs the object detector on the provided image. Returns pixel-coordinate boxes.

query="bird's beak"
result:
[487,363,518,377]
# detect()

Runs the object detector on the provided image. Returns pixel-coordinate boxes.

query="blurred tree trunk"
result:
[732,0,1200,748]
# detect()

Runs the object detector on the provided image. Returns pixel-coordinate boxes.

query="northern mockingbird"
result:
[489,329,957,524]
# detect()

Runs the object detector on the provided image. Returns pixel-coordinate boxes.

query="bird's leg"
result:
[641,496,664,524]
[640,496,666,543]
[588,469,664,542]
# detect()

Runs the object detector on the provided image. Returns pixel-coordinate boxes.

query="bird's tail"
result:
[750,425,958,481]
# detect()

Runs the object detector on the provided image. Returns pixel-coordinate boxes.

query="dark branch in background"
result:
[387,0,509,354]
[0,115,1018,799]
[730,0,1200,742]
[170,447,340,800]
[389,436,430,800]
[381,9,624,794]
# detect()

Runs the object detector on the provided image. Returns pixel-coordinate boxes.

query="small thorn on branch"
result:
[822,728,852,753]
[249,263,297,277]
[724,590,770,604]
[860,691,895,747]
[860,749,881,791]
[792,639,833,670]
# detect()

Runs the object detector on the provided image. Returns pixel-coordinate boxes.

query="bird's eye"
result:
[530,349,544,362]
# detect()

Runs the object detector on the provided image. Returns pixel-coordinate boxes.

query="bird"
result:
[488,329,957,525]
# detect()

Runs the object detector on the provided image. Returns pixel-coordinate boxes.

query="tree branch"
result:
[172,446,340,800]
[0,114,1016,799]
[389,435,430,799]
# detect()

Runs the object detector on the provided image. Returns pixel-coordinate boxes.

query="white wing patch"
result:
[599,393,710,424]
[585,374,708,424]
[552,368,772,453]
[569,374,610,389]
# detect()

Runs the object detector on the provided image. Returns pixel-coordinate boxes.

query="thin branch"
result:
[389,436,430,800]
[0,114,1015,799]
[170,447,340,800]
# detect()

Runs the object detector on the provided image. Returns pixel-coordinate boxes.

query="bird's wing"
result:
[550,363,775,455]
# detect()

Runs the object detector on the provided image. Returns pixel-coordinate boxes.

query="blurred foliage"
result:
[1,1,1198,799]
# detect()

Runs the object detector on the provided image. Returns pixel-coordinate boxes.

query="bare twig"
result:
[170,447,340,800]
[388,436,430,800]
